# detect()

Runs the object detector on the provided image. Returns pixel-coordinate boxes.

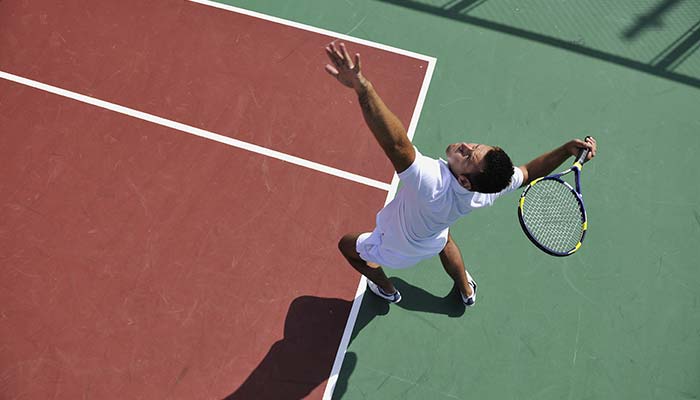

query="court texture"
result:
[1,0,699,399]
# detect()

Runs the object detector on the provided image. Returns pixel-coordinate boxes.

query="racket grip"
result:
[575,136,592,165]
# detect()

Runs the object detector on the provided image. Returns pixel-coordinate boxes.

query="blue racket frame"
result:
[517,144,590,257]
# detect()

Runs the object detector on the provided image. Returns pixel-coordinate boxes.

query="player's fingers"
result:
[324,46,336,61]
[324,64,339,77]
[327,43,343,64]
[584,136,596,159]
[577,138,593,148]
[354,53,361,72]
[340,43,353,68]
[571,138,592,159]
[325,46,343,67]
[331,43,345,64]
[572,138,587,148]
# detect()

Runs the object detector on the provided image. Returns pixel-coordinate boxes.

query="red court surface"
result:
[0,0,430,398]
[1,79,383,399]
[0,0,428,183]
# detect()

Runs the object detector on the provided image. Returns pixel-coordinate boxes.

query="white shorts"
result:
[355,228,437,269]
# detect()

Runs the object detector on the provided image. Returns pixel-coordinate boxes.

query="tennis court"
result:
[2,0,699,399]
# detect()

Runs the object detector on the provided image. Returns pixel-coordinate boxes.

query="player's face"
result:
[445,142,493,189]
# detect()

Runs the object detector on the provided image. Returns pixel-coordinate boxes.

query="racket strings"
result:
[521,180,584,253]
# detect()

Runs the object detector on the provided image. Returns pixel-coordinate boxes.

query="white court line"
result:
[163,8,434,395]
[187,2,438,396]
[185,2,436,398]
[322,60,435,400]
[188,0,436,63]
[0,70,391,191]
[6,1,438,397]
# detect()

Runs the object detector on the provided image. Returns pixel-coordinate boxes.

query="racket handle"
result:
[575,135,592,165]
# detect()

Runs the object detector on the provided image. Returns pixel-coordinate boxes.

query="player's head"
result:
[445,142,513,193]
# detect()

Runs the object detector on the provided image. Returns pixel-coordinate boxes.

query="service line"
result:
[0,70,392,191]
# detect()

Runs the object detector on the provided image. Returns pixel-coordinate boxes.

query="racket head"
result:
[518,176,587,256]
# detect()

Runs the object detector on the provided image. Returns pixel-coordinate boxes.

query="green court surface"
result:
[227,1,700,398]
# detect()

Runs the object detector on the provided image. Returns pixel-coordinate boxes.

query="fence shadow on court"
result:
[224,279,466,399]
[375,0,700,89]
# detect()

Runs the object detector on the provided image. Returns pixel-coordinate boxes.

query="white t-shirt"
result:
[374,149,524,259]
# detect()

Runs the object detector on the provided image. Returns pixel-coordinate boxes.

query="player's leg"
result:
[338,232,398,294]
[439,233,474,299]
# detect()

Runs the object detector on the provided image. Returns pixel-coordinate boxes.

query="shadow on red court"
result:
[224,278,466,399]
[223,296,361,400]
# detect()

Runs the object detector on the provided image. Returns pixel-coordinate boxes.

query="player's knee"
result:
[337,234,355,257]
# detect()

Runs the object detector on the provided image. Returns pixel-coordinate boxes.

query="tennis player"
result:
[326,42,597,305]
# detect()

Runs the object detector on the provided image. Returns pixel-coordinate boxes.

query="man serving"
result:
[327,42,596,305]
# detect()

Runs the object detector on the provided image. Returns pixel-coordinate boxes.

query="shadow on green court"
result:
[352,277,465,343]
[374,0,700,88]
[623,0,685,39]
[332,278,466,398]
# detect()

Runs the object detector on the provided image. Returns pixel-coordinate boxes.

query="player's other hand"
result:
[566,136,597,161]
[324,42,368,92]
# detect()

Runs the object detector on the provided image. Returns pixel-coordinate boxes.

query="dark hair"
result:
[470,147,513,193]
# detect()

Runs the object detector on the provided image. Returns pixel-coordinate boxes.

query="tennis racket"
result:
[517,138,591,256]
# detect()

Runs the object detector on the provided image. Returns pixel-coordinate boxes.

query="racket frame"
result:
[517,145,590,256]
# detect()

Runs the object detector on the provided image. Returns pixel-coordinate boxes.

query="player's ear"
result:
[458,175,472,190]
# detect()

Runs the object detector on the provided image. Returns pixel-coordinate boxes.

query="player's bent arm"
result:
[356,80,415,173]
[518,139,594,187]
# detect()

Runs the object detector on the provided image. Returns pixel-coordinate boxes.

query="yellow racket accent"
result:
[568,242,582,254]
[518,140,591,256]
[530,177,544,186]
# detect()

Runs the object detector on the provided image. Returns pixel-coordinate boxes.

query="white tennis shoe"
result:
[460,271,477,307]
[366,280,402,303]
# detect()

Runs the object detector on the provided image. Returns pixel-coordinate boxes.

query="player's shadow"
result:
[223,279,464,399]
[222,295,385,400]
[349,277,465,346]
[393,277,466,317]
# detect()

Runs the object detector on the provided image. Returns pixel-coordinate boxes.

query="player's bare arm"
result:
[518,136,597,186]
[325,42,415,173]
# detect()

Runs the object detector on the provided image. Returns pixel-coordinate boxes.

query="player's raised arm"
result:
[518,137,597,186]
[325,42,415,173]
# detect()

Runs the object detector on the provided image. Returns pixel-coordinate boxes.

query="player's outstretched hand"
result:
[324,42,367,92]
